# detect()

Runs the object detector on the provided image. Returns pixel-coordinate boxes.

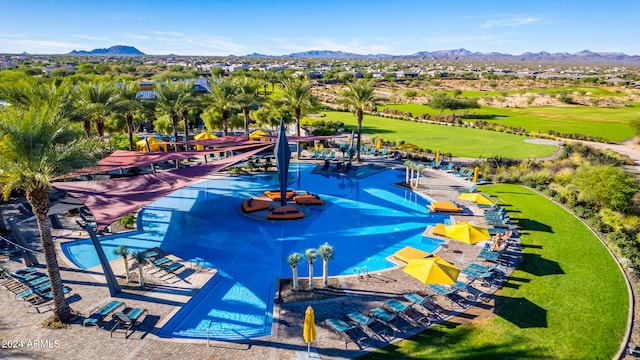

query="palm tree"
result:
[0,101,107,323]
[317,243,334,288]
[414,163,425,188]
[154,80,193,145]
[338,79,378,162]
[113,245,131,282]
[115,81,141,151]
[304,248,317,290]
[286,252,302,291]
[180,80,197,144]
[236,76,262,139]
[204,77,239,136]
[281,78,316,139]
[76,81,119,137]
[132,251,148,287]
[404,160,413,184]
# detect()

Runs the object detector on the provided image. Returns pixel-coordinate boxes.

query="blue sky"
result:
[1,0,638,56]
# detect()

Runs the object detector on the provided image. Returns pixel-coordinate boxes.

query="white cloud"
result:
[0,38,86,53]
[481,16,541,29]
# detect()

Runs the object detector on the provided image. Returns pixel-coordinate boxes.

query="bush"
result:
[395,139,405,146]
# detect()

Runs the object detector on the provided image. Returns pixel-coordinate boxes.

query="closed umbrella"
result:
[303,305,316,356]
[376,137,382,151]
[403,256,460,285]
[443,222,490,245]
[472,166,479,183]
[435,149,440,163]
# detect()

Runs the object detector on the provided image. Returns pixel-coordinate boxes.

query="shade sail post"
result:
[85,224,121,296]
[7,218,39,267]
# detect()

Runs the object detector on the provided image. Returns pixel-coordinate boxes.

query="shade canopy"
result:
[443,222,491,245]
[403,256,460,285]
[136,137,167,152]
[52,144,272,228]
[249,129,271,140]
[458,192,494,205]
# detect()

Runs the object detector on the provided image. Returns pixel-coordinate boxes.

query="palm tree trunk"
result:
[223,110,229,136]
[126,113,135,151]
[405,167,410,184]
[243,108,250,140]
[123,257,130,282]
[0,205,7,233]
[182,108,190,151]
[295,108,301,137]
[171,114,180,145]
[323,259,328,287]
[308,262,314,290]
[292,265,299,291]
[83,119,92,138]
[95,117,105,137]
[356,110,363,162]
[27,188,72,322]
[138,266,145,287]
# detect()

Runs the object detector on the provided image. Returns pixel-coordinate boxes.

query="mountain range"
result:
[63,45,640,64]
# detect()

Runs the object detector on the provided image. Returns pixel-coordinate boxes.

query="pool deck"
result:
[0,158,520,360]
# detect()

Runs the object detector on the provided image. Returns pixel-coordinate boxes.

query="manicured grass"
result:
[314,111,557,159]
[381,103,637,142]
[361,184,628,359]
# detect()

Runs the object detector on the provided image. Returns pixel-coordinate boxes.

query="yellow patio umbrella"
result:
[376,137,382,151]
[435,149,440,163]
[458,192,494,205]
[136,137,167,152]
[303,305,316,356]
[443,222,491,245]
[194,131,217,140]
[472,166,479,183]
[403,256,460,285]
[249,129,270,140]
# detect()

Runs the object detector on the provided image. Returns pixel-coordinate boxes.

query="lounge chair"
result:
[160,262,184,277]
[325,318,358,348]
[458,184,476,194]
[403,293,437,312]
[110,307,147,338]
[310,150,319,159]
[326,150,336,161]
[478,200,499,209]
[346,311,386,338]
[368,307,404,334]
[451,167,467,175]
[427,201,463,213]
[477,247,506,262]
[440,162,455,171]
[378,148,388,157]
[486,218,511,227]
[464,263,499,274]
[83,300,126,327]
[383,298,427,325]
[317,150,327,160]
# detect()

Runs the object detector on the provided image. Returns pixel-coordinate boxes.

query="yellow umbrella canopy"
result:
[194,131,217,140]
[435,149,440,163]
[135,137,166,152]
[403,256,460,285]
[303,305,316,354]
[457,192,494,205]
[249,129,270,140]
[443,222,491,245]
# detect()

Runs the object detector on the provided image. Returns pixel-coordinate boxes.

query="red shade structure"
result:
[52,144,272,229]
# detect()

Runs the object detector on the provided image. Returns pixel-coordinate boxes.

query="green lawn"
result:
[381,103,637,142]
[314,111,557,159]
[361,184,628,359]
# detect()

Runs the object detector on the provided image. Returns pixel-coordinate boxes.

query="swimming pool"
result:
[62,163,448,339]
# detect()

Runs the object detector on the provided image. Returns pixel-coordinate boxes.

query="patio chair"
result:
[160,262,184,278]
[477,200,499,209]
[464,262,499,274]
[440,162,455,171]
[403,293,437,312]
[310,150,319,159]
[326,150,336,161]
[325,318,358,349]
[83,300,126,328]
[346,311,387,338]
[368,307,404,335]
[110,307,148,338]
[451,167,467,175]
[384,298,427,326]
[378,148,388,157]
[458,184,476,194]
[317,150,327,160]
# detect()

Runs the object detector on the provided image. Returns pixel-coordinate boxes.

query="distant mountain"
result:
[68,45,145,56]
[278,48,640,64]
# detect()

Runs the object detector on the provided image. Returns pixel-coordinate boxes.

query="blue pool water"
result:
[62,163,448,339]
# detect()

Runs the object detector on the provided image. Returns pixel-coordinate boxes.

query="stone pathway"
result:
[0,160,519,360]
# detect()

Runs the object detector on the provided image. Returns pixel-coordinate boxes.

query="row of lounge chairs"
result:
[83,300,148,338]
[324,292,439,348]
[0,266,70,312]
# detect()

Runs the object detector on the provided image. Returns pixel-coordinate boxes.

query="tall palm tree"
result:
[404,160,413,184]
[287,252,302,291]
[338,79,378,162]
[113,245,131,282]
[115,81,141,151]
[414,163,425,188]
[304,248,317,290]
[281,78,316,138]
[180,80,197,144]
[0,101,107,323]
[317,243,334,288]
[236,76,262,139]
[204,77,239,136]
[76,81,119,137]
[132,251,148,287]
[154,80,193,146]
